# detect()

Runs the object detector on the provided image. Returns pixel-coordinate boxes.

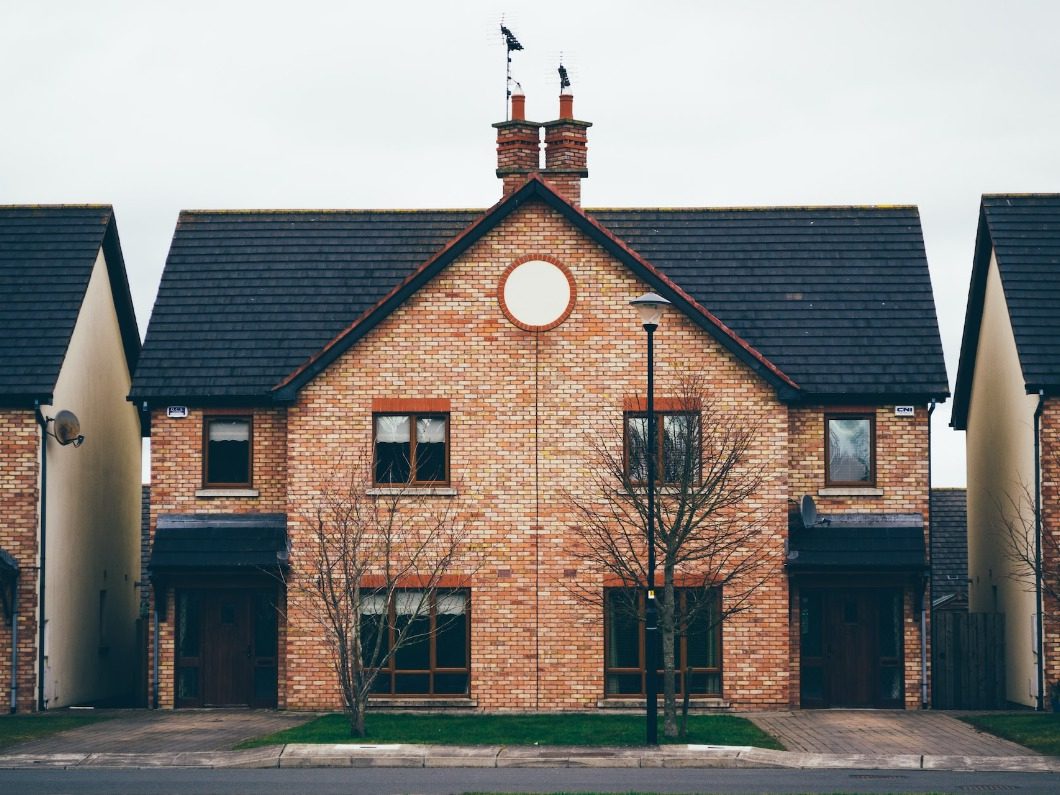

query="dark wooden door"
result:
[202,591,253,707]
[824,590,876,707]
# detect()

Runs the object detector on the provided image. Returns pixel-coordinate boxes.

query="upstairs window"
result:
[624,412,699,485]
[203,416,252,487]
[825,414,875,486]
[374,414,449,486]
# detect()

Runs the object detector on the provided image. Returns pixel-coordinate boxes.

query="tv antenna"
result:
[500,21,524,119]
[558,60,571,93]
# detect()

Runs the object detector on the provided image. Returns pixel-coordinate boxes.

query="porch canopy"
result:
[149,513,289,618]
[787,512,926,574]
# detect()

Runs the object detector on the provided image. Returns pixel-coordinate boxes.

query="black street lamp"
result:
[630,291,669,746]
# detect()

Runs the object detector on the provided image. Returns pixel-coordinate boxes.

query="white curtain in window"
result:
[360,594,387,615]
[375,415,410,443]
[208,419,249,442]
[395,591,429,616]
[416,417,446,443]
[436,593,466,615]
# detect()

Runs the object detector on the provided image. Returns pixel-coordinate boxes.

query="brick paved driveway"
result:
[7,709,310,754]
[748,710,1035,756]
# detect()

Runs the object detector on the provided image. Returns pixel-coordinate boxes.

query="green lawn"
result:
[0,713,111,751]
[239,712,783,750]
[959,713,1060,756]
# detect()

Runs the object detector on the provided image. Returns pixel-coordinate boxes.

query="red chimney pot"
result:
[559,94,574,120]
[511,94,526,121]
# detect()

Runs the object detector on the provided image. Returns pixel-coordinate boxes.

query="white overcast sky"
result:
[4,0,1060,486]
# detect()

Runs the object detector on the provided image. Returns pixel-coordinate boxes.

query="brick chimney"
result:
[542,92,591,206]
[494,88,542,197]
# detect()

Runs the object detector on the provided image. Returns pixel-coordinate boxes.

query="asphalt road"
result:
[0,767,1056,795]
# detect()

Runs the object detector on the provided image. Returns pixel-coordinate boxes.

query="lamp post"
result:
[630,291,669,746]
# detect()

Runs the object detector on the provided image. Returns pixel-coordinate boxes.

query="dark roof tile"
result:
[131,204,948,401]
[0,205,140,403]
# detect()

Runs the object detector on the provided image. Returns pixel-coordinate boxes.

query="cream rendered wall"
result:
[41,249,141,707]
[966,250,1040,707]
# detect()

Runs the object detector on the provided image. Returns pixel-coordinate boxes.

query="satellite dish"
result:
[800,495,818,528]
[53,410,84,447]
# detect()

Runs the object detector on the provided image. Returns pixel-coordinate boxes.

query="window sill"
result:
[367,696,476,709]
[366,487,458,497]
[818,487,884,497]
[195,488,260,498]
[596,697,730,711]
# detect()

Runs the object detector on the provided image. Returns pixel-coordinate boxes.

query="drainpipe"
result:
[923,399,936,709]
[1034,390,1046,711]
[152,605,160,710]
[33,402,47,712]
[9,571,17,713]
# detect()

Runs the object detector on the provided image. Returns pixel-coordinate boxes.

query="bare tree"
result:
[291,450,475,737]
[567,376,778,738]
[998,472,1060,609]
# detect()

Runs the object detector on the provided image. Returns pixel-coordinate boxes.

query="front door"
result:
[800,587,904,708]
[175,587,279,708]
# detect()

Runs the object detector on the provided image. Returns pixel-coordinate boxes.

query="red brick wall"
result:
[147,407,287,708]
[1041,399,1060,704]
[282,201,791,711]
[788,405,930,517]
[788,405,931,709]
[0,410,41,713]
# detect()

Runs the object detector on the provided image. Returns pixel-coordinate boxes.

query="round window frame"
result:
[497,255,577,332]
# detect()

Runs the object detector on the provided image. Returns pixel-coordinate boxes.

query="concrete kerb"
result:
[0,745,1058,771]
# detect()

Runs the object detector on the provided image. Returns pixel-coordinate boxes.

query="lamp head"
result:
[630,292,670,328]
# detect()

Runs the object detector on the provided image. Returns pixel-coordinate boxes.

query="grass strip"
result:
[958,713,1060,756]
[239,712,782,750]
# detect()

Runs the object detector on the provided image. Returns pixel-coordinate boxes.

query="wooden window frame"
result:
[824,412,876,487]
[623,410,700,486]
[364,589,471,698]
[202,413,253,488]
[372,412,451,487]
[603,587,722,699]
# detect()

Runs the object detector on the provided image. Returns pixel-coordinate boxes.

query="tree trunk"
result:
[661,575,678,738]
[679,660,691,738]
[351,694,368,738]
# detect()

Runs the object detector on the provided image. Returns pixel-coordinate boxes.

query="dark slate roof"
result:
[131,189,948,403]
[787,512,926,572]
[149,513,288,573]
[952,194,1060,428]
[0,206,141,405]
[930,488,968,603]
[131,209,479,401]
[593,207,947,400]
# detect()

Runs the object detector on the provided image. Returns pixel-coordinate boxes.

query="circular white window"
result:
[499,258,576,331]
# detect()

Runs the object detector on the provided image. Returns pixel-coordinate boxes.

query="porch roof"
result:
[787,512,926,573]
[149,513,288,574]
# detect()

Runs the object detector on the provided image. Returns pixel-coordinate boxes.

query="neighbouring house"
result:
[931,488,969,612]
[130,92,948,712]
[951,194,1060,710]
[0,206,143,712]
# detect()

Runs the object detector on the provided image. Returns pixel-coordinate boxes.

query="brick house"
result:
[0,206,143,712]
[951,194,1060,709]
[131,93,948,711]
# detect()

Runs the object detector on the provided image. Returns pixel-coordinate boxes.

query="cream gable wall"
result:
[41,249,141,708]
[966,249,1040,707]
